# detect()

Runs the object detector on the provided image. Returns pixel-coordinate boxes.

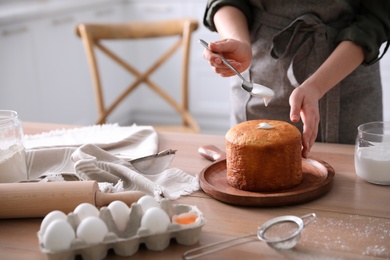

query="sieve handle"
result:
[301,213,317,226]
[182,233,257,260]
[183,213,317,259]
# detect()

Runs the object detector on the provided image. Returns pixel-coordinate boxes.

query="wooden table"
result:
[1,122,389,259]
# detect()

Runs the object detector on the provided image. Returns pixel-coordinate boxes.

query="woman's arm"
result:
[298,41,364,98]
[291,0,389,157]
[213,6,251,44]
[289,40,365,158]
[203,0,254,32]
[336,0,390,64]
[204,6,253,76]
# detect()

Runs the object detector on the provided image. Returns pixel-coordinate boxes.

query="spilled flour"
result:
[302,214,390,258]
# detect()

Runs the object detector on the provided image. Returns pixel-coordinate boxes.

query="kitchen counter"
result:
[0,122,388,259]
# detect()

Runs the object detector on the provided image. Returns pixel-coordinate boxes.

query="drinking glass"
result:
[354,121,390,185]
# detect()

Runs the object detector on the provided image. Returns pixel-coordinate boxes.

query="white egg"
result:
[43,219,75,251]
[40,210,67,234]
[107,200,130,232]
[73,203,100,221]
[137,195,159,213]
[140,207,171,234]
[76,216,108,244]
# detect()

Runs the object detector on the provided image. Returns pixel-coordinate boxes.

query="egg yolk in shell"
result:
[172,213,198,225]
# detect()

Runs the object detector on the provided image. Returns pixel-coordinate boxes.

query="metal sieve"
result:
[182,213,316,259]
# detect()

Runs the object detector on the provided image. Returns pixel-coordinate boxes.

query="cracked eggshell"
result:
[172,212,200,228]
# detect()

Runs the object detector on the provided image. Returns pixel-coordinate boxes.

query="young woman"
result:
[202,0,390,157]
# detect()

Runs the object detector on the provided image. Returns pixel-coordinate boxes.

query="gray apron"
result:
[230,4,383,144]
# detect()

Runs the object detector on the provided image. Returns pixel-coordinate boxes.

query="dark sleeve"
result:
[336,0,390,65]
[203,0,254,32]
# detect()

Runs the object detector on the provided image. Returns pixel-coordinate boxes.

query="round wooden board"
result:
[199,157,335,207]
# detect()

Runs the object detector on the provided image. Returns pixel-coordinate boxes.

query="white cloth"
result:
[25,123,158,158]
[24,124,199,201]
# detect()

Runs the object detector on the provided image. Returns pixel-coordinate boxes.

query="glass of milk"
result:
[355,121,390,185]
[0,110,28,182]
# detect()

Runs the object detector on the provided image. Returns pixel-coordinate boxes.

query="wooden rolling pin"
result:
[0,181,145,219]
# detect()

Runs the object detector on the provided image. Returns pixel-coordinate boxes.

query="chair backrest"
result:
[75,18,200,133]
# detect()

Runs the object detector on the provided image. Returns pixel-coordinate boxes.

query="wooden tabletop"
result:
[1,122,389,259]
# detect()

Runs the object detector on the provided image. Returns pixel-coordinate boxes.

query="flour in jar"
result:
[355,146,390,185]
[0,144,28,183]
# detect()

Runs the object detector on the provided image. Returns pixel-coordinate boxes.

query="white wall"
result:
[1,0,389,133]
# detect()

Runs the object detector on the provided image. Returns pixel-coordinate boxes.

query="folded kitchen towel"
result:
[25,123,158,158]
[24,124,199,201]
[71,144,199,200]
[25,124,158,180]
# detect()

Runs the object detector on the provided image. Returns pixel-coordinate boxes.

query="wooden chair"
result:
[75,18,200,133]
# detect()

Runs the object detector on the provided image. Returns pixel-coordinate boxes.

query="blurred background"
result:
[1,0,389,134]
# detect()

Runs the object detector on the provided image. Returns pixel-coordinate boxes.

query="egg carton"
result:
[37,199,206,260]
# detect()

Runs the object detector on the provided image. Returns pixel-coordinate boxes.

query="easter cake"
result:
[225,120,302,192]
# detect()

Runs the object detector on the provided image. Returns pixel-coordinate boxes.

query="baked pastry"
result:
[225,120,302,192]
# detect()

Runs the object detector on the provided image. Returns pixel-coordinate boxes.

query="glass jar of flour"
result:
[0,110,28,182]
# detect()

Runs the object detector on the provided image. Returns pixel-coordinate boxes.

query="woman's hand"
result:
[205,5,252,77]
[289,83,322,158]
[202,38,252,77]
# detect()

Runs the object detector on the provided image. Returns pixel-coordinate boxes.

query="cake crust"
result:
[225,120,302,192]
